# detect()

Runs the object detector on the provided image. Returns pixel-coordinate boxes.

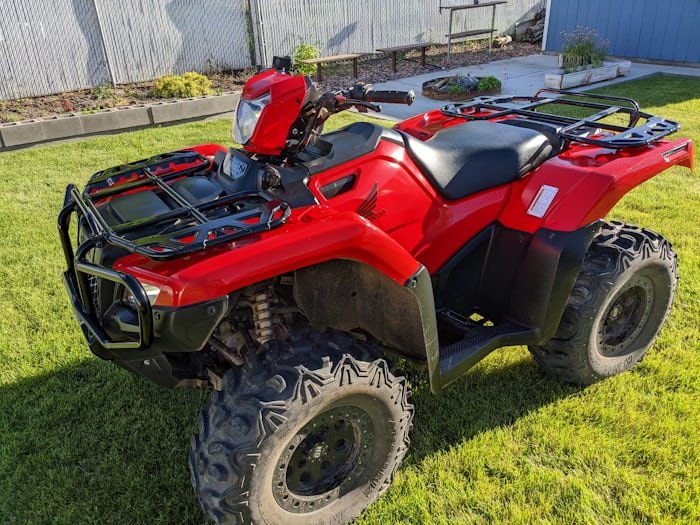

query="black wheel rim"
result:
[272,405,375,513]
[598,275,655,357]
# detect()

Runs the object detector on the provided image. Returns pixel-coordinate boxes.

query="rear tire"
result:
[189,330,413,525]
[529,221,677,385]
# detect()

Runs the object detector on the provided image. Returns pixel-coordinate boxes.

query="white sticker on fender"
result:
[527,185,559,218]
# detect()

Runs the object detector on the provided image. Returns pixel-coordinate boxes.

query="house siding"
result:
[545,0,700,64]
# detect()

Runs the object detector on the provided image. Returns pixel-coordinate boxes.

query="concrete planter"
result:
[0,91,240,151]
[544,63,620,90]
[607,58,632,76]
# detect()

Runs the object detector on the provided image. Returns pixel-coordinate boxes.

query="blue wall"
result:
[545,0,700,64]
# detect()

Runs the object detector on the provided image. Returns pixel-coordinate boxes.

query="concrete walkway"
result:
[373,54,700,120]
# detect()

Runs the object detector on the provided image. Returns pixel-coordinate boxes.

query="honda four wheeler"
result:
[59,60,693,524]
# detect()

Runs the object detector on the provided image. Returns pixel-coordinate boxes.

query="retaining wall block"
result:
[150,93,239,124]
[0,119,46,147]
[80,106,152,135]
[41,114,84,141]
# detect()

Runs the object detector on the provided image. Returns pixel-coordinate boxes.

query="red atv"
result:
[59,60,693,524]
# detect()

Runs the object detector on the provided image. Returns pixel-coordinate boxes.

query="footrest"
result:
[435,320,535,390]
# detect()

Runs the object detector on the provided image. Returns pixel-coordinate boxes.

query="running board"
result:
[432,311,536,391]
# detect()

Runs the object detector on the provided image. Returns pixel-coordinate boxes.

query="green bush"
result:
[91,83,115,100]
[476,76,502,91]
[152,72,213,98]
[447,83,466,94]
[293,43,320,76]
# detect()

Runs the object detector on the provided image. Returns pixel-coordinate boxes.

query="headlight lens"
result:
[232,93,270,144]
[122,283,161,308]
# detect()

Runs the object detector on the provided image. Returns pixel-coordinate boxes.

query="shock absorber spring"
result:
[252,290,275,344]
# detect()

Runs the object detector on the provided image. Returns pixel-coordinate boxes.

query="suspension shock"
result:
[252,289,276,344]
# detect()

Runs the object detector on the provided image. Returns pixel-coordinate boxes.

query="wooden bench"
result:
[299,53,370,82]
[439,1,508,60]
[376,43,435,73]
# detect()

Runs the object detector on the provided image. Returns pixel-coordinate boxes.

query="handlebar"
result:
[364,89,416,106]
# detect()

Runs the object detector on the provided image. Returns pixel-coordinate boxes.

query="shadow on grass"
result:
[0,353,577,524]
[0,359,209,525]
[403,353,580,466]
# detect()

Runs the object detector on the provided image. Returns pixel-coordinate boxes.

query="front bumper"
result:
[59,186,228,387]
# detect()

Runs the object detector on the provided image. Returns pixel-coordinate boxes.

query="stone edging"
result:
[0,92,240,151]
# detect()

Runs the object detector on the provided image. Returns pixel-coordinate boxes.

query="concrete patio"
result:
[373,54,700,120]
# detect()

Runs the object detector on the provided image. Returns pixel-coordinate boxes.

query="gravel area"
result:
[0,72,250,123]
[0,41,539,123]
[316,41,541,91]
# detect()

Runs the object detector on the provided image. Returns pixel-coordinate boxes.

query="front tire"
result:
[529,221,677,385]
[190,330,413,525]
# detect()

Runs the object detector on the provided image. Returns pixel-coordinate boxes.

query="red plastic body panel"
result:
[240,70,308,156]
[112,102,692,307]
[498,137,694,233]
[114,208,422,307]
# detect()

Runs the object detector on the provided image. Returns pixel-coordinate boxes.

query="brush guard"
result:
[58,149,291,350]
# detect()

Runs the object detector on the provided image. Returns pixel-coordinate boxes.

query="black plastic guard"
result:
[429,221,601,393]
[506,222,601,341]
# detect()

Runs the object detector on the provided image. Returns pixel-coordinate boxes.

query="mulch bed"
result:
[0,41,539,123]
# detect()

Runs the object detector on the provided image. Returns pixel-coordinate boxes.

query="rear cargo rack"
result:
[441,88,680,149]
[60,150,291,261]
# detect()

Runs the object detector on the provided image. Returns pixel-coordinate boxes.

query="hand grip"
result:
[364,89,416,106]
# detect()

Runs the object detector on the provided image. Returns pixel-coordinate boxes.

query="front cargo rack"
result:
[441,88,680,149]
[59,150,291,261]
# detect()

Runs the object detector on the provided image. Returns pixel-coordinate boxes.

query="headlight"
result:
[233,93,270,144]
[122,283,161,308]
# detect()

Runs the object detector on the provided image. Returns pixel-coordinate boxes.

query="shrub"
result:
[293,43,320,76]
[152,72,213,98]
[562,26,609,73]
[447,83,466,94]
[91,83,115,100]
[476,76,502,91]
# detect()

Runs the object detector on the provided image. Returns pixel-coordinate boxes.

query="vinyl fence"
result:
[1,0,544,101]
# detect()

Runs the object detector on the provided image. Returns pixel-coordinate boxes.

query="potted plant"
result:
[545,27,628,89]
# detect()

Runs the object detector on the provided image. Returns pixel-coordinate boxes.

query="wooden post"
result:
[352,58,358,78]
[421,46,426,67]
[488,4,497,54]
[392,51,398,73]
[316,65,323,82]
[447,8,454,61]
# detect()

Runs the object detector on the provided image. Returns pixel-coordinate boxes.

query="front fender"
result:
[113,207,423,308]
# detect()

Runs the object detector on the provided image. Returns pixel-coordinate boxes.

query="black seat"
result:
[401,120,555,200]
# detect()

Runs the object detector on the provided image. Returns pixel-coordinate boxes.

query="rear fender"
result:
[499,138,694,233]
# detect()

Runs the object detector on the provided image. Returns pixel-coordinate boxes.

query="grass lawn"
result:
[1,74,699,524]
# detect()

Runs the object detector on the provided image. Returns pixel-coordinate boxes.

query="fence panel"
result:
[96,0,251,84]
[0,0,110,100]
[253,0,545,65]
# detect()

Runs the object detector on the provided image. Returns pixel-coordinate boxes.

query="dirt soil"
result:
[0,41,540,123]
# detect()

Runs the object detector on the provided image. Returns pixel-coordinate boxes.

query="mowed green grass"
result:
[1,74,699,524]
